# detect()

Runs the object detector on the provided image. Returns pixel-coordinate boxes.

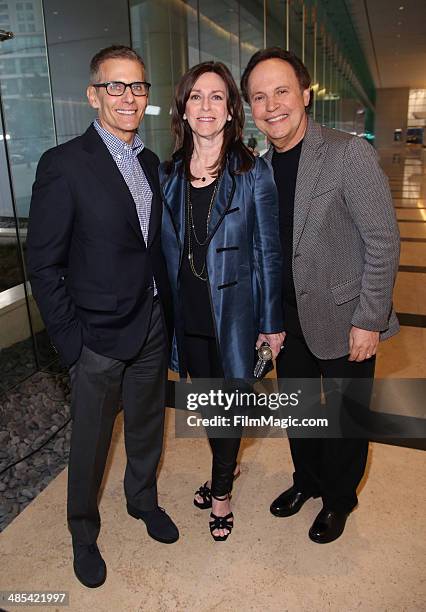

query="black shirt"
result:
[272,140,304,336]
[180,180,216,337]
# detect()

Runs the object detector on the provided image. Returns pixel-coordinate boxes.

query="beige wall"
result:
[375,88,409,148]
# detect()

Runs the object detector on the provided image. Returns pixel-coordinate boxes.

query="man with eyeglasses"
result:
[27,45,178,588]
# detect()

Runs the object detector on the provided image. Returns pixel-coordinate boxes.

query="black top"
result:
[180,180,217,337]
[272,139,304,336]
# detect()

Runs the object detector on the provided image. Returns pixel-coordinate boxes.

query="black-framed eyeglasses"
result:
[93,81,151,97]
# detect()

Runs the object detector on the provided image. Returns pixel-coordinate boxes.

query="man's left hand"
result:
[256,332,286,360]
[348,326,379,362]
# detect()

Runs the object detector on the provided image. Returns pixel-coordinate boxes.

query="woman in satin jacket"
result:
[160,61,284,541]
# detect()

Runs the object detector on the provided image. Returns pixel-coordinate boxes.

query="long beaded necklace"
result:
[186,177,221,281]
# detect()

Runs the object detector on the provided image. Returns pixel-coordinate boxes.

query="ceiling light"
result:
[399,5,404,10]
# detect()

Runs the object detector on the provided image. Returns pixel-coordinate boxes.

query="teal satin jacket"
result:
[159,152,283,380]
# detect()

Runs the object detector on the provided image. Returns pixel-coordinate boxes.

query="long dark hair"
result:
[169,61,254,179]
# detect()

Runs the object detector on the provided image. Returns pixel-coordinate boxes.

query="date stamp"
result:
[0,592,69,607]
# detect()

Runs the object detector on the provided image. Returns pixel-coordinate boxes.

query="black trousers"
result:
[184,334,241,497]
[67,300,168,545]
[276,332,375,513]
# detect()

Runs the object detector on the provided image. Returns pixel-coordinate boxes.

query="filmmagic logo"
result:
[186,389,301,411]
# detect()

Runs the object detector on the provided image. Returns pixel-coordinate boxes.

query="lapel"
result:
[161,157,186,251]
[263,145,274,164]
[208,158,236,235]
[81,125,146,249]
[161,155,236,251]
[293,118,327,252]
[138,148,160,248]
[263,118,327,252]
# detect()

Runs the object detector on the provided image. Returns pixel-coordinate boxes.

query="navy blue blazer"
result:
[159,152,283,380]
[27,125,173,366]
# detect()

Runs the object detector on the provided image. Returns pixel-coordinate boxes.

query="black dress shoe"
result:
[73,543,106,588]
[270,486,313,517]
[127,504,179,543]
[308,508,349,544]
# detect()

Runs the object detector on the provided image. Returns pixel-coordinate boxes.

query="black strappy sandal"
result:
[193,467,240,510]
[209,495,234,541]
[193,481,212,509]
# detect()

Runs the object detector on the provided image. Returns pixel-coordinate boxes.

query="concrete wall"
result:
[375,88,409,149]
[0,283,44,349]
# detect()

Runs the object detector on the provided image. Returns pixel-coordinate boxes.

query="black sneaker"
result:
[127,505,179,543]
[73,543,106,588]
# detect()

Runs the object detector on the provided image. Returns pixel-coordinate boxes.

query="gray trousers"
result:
[67,300,168,545]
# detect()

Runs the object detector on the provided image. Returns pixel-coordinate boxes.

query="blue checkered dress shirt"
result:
[94,120,156,294]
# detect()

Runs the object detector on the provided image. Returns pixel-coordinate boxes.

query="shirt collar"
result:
[93,120,144,158]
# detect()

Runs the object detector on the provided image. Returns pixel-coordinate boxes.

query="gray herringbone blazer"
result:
[264,118,400,359]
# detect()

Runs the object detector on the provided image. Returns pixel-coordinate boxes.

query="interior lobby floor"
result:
[1,412,425,612]
[1,144,425,612]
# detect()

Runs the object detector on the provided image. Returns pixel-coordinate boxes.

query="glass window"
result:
[304,4,315,83]
[0,0,57,385]
[266,0,286,48]
[289,0,303,58]
[44,0,130,144]
[185,0,200,67]
[198,0,239,80]
[240,1,263,70]
[130,0,188,159]
[314,28,325,124]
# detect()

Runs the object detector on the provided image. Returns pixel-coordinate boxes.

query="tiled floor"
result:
[0,144,425,612]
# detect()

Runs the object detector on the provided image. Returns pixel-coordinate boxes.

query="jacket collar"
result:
[161,152,236,251]
[263,116,324,160]
[81,124,159,249]
[263,117,327,252]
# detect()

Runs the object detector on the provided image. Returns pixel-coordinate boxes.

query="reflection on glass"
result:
[131,0,188,159]
[0,1,56,219]
[239,1,265,151]
[0,1,57,386]
[199,0,239,80]
[315,29,325,124]
[43,0,130,144]
[304,5,315,83]
[266,0,286,48]
[185,0,200,67]
[288,0,303,58]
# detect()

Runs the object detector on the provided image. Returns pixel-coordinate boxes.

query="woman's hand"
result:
[256,332,286,359]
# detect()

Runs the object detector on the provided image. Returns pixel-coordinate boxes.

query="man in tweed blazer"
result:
[241,48,399,543]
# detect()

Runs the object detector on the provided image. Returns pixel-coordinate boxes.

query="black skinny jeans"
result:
[184,334,241,497]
